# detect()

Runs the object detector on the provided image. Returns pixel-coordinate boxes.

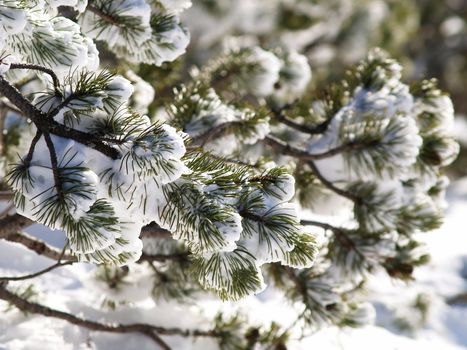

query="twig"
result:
[264,135,372,161]
[203,151,260,169]
[4,222,180,264]
[43,132,63,200]
[5,231,75,261]
[0,282,218,348]
[23,130,43,166]
[86,4,121,26]
[306,160,360,203]
[9,63,61,95]
[0,191,13,201]
[0,214,34,239]
[0,260,74,282]
[0,76,120,159]
[447,293,467,306]
[271,107,330,135]
[300,219,342,233]
[190,122,237,147]
[301,219,362,254]
[0,102,7,156]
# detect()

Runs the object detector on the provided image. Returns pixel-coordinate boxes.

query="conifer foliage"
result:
[0,1,459,348]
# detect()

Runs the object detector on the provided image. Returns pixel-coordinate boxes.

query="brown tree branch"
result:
[271,107,330,135]
[300,219,359,250]
[4,223,184,265]
[23,130,43,165]
[0,76,120,159]
[0,260,74,282]
[0,282,218,349]
[0,214,34,239]
[306,160,360,203]
[86,4,121,26]
[5,231,75,261]
[0,191,13,201]
[9,63,61,95]
[0,243,73,282]
[189,121,239,147]
[264,135,373,161]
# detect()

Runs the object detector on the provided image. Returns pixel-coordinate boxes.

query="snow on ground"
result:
[1,178,467,349]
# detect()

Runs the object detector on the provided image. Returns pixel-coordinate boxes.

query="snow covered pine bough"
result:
[0,1,459,349]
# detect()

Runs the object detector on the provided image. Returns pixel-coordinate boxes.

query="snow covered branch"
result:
[0,281,219,350]
[0,214,34,239]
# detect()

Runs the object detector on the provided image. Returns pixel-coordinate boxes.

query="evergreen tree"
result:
[0,1,459,349]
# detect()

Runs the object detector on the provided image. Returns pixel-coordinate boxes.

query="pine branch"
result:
[5,232,75,261]
[0,76,120,159]
[3,222,174,263]
[190,121,240,146]
[271,107,330,135]
[283,266,309,304]
[86,4,121,26]
[43,132,64,200]
[0,191,13,201]
[0,214,34,239]
[0,261,74,282]
[0,282,219,348]
[47,93,78,119]
[0,242,72,282]
[301,219,358,250]
[306,160,361,203]
[202,152,260,169]
[9,63,61,95]
[0,102,7,156]
[24,130,43,165]
[264,135,374,161]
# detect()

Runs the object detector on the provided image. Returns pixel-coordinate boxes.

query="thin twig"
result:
[300,219,342,233]
[0,283,219,344]
[0,260,74,282]
[0,242,73,282]
[264,135,373,161]
[24,130,43,165]
[0,102,7,156]
[0,76,120,159]
[202,151,260,169]
[43,132,64,200]
[5,231,75,261]
[190,122,237,147]
[271,107,330,135]
[9,63,61,95]
[301,219,362,253]
[0,191,13,201]
[306,160,360,203]
[0,214,34,239]
[86,4,121,26]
